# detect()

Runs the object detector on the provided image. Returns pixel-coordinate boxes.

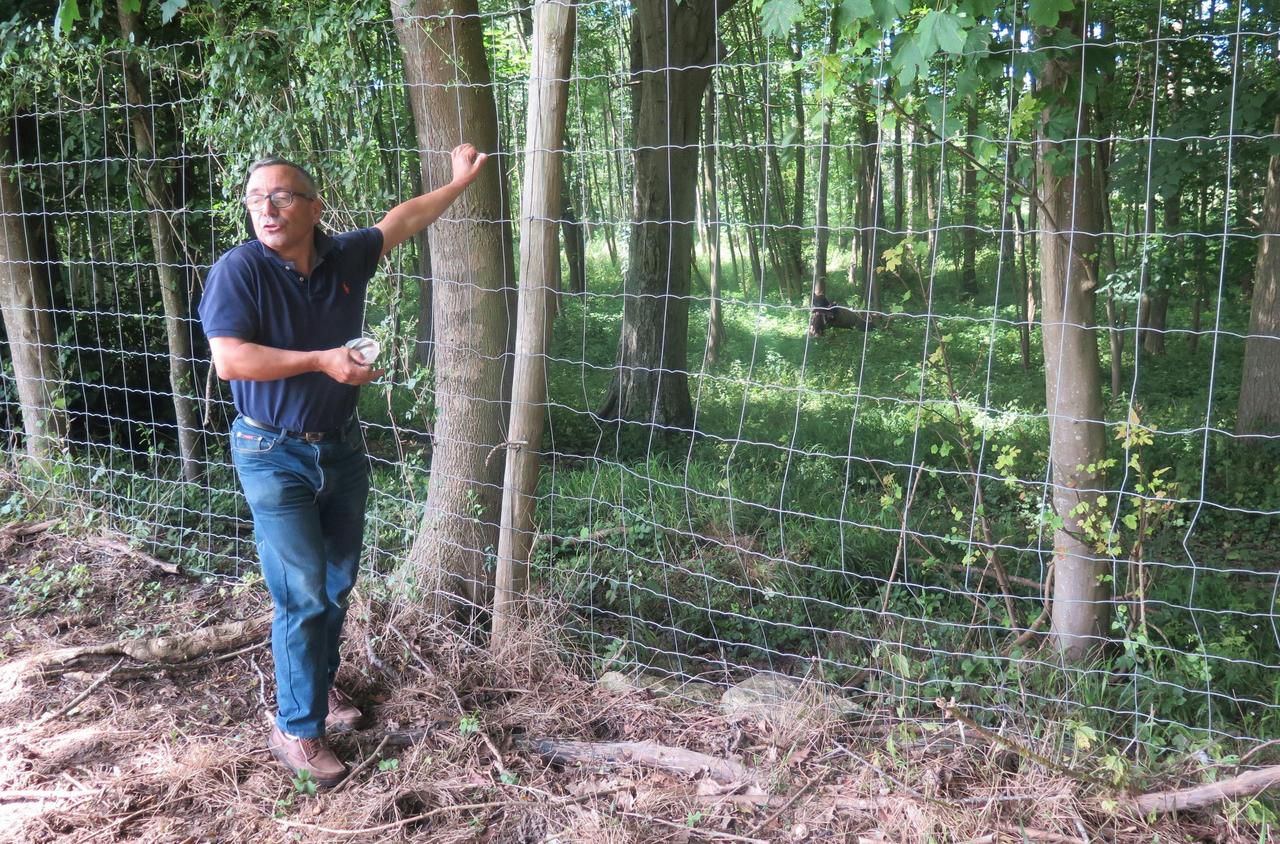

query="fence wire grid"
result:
[2,0,1279,759]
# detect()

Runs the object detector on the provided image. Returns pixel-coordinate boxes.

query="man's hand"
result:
[376,142,490,258]
[450,143,488,187]
[316,346,386,385]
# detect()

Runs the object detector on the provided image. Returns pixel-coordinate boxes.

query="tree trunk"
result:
[393,0,516,614]
[561,179,586,295]
[1037,20,1109,659]
[702,84,725,365]
[961,101,979,299]
[493,0,575,647]
[1015,205,1033,372]
[813,21,837,298]
[1141,190,1179,356]
[404,95,436,370]
[117,2,203,482]
[1096,129,1123,397]
[597,0,734,430]
[0,122,65,460]
[858,104,882,313]
[1189,186,1207,353]
[788,25,806,293]
[893,118,905,234]
[1237,114,1280,435]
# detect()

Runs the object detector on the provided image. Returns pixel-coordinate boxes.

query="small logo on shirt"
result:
[342,282,351,295]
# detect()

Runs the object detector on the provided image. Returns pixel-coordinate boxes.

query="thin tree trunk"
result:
[1142,189,1179,356]
[561,153,587,295]
[1038,19,1109,659]
[702,84,725,364]
[493,0,575,647]
[788,24,806,294]
[1237,114,1280,435]
[1096,128,1123,396]
[893,118,905,234]
[961,101,979,298]
[117,2,202,482]
[406,94,436,370]
[813,20,837,297]
[858,103,882,312]
[0,121,65,460]
[394,0,516,614]
[1015,204,1033,371]
[1189,186,1206,353]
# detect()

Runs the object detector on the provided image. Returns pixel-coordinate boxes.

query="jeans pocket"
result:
[231,425,279,456]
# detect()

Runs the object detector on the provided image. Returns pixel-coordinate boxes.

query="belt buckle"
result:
[302,431,326,443]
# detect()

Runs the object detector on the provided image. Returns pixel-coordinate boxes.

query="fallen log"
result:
[1127,763,1280,815]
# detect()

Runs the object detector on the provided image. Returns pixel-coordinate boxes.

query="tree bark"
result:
[597,0,735,430]
[393,0,516,614]
[1037,19,1109,659]
[117,2,203,482]
[1237,114,1280,435]
[0,122,65,460]
[492,0,575,647]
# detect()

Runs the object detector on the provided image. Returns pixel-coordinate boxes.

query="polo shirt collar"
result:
[251,226,337,274]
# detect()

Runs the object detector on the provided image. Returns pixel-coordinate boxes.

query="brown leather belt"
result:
[241,415,348,444]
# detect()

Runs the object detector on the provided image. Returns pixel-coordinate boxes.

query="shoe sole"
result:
[268,742,348,789]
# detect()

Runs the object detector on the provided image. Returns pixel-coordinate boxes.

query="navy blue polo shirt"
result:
[199,227,384,432]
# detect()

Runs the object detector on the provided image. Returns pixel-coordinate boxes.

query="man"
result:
[199,145,487,787]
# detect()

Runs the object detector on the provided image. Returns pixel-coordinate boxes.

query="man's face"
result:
[243,164,324,258]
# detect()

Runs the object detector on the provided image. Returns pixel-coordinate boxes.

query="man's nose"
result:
[262,202,282,217]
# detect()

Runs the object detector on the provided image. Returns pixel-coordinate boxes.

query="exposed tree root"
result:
[5,613,272,685]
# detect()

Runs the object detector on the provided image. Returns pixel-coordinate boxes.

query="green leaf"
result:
[760,0,803,39]
[160,0,189,24]
[871,0,908,28]
[1027,0,1074,28]
[918,10,968,56]
[54,0,81,37]
[891,33,927,89]
[837,0,874,30]
[121,0,142,13]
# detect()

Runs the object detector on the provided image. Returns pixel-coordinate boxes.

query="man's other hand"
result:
[450,143,488,187]
[318,346,385,385]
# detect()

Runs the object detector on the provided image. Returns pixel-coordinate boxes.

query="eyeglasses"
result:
[244,190,316,211]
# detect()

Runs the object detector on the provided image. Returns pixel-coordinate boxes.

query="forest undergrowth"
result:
[0,517,1274,843]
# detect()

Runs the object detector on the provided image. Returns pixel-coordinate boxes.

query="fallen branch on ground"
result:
[38,657,125,724]
[1127,763,1280,815]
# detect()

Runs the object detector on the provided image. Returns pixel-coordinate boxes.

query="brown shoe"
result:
[268,724,347,788]
[325,687,364,731]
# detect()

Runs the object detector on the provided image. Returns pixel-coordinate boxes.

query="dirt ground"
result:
[0,518,1270,843]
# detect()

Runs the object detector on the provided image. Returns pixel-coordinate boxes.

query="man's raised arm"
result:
[374,143,488,258]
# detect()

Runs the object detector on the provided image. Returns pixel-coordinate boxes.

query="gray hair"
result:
[245,157,318,195]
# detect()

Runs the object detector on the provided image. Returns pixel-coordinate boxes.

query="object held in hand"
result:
[345,337,380,365]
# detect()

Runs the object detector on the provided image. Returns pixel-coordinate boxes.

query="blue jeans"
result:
[230,416,369,738]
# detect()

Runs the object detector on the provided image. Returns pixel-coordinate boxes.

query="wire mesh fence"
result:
[2,0,1278,762]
